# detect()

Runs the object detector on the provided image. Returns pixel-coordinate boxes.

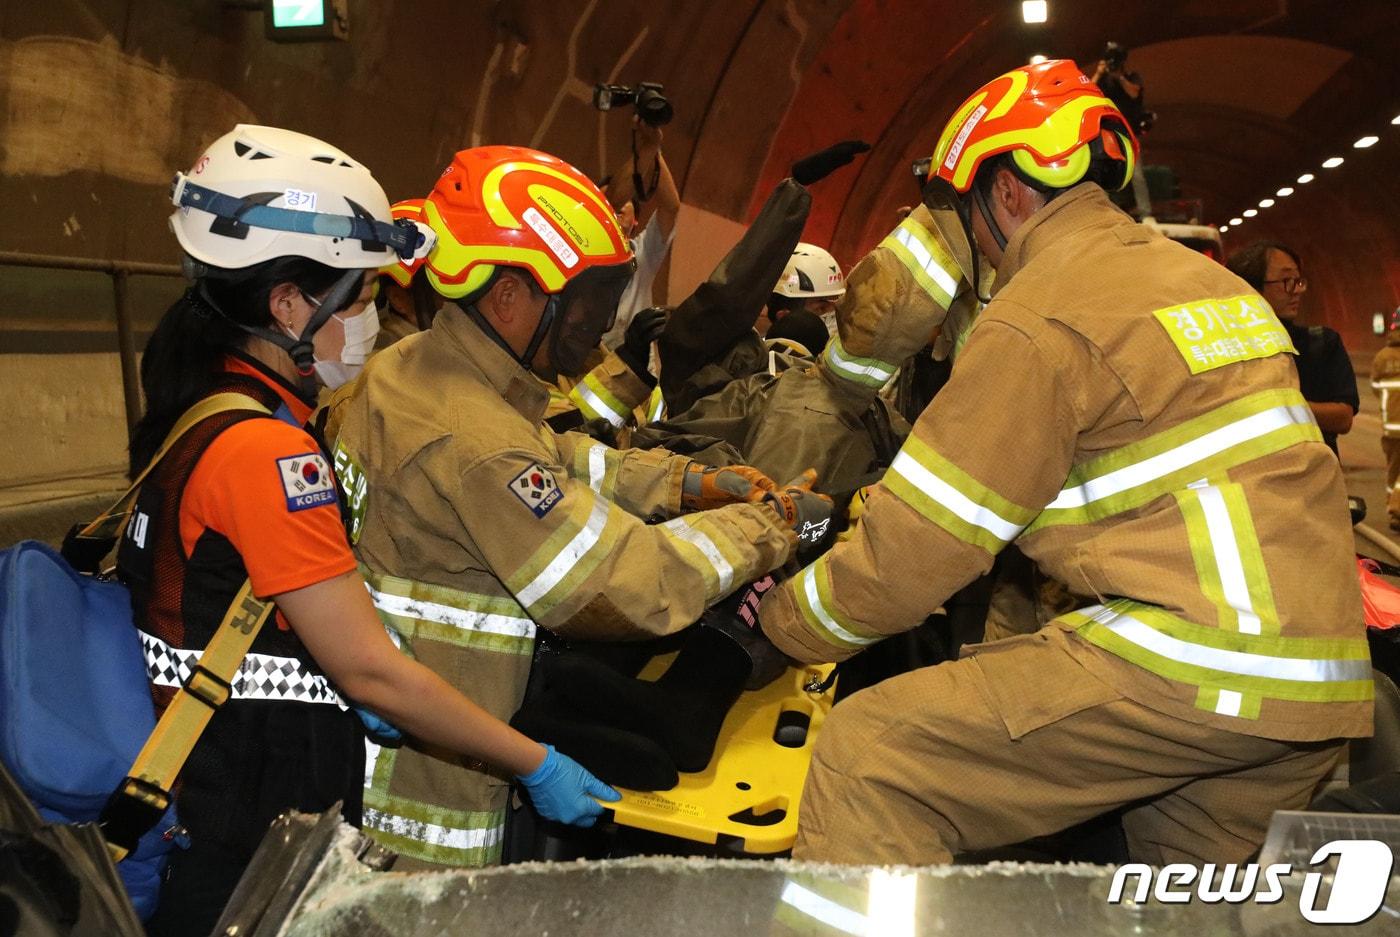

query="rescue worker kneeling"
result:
[329,146,828,870]
[757,60,1373,866]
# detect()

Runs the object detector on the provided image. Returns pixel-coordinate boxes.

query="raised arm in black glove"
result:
[791,140,872,186]
[616,305,669,382]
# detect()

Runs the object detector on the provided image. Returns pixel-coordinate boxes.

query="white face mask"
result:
[284,292,380,390]
[821,310,838,337]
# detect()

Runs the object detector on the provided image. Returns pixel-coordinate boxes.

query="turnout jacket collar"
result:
[432,304,550,426]
[992,183,1121,294]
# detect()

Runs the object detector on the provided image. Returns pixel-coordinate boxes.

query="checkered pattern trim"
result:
[139,630,345,706]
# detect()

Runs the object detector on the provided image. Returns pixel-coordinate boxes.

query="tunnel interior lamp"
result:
[1229,218,1243,226]
[1392,114,1400,125]
[1022,1,1048,24]
[1218,225,1229,233]
[1258,198,1275,208]
[1354,135,1379,149]
[265,0,347,41]
[1276,186,1294,197]
[1297,173,1315,184]
[1242,209,1258,218]
[1029,54,1048,64]
[1321,156,1344,168]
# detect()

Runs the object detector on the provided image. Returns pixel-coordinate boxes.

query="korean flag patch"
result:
[277,453,338,512]
[508,463,562,519]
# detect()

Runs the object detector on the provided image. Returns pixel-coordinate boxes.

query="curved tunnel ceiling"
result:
[741,0,1400,343]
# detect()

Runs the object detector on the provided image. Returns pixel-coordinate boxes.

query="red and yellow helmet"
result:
[420,145,633,301]
[931,59,1138,195]
[381,198,428,288]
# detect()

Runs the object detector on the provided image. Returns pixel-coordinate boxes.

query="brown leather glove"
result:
[763,469,835,549]
[680,463,778,512]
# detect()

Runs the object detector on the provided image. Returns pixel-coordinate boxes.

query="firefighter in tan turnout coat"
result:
[758,61,1373,865]
[331,146,822,869]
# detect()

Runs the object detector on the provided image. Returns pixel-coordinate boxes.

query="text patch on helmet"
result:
[509,463,562,518]
[1152,294,1297,375]
[277,453,338,512]
[523,206,580,269]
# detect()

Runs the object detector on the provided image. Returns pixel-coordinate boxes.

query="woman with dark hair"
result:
[126,125,615,936]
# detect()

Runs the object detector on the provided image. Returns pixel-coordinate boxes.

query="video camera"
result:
[593,82,673,127]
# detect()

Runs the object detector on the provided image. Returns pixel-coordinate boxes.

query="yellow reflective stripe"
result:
[569,372,629,428]
[1176,482,1280,637]
[659,516,733,597]
[1028,389,1319,531]
[645,386,666,424]
[879,214,960,309]
[883,435,1035,554]
[793,556,880,650]
[361,794,505,868]
[822,335,898,389]
[1067,601,1373,714]
[570,440,619,499]
[361,567,536,655]
[508,495,620,617]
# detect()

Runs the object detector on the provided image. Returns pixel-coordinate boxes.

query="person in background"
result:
[601,116,680,349]
[1371,307,1400,531]
[760,243,846,338]
[1090,41,1153,135]
[1227,240,1357,454]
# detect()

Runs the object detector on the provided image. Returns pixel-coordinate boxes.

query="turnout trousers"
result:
[794,627,1344,865]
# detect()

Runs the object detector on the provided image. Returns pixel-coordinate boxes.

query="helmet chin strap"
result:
[195,267,362,404]
[968,182,1009,306]
[463,275,563,378]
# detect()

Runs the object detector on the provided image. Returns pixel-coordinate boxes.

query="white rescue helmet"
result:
[169,124,430,272]
[773,243,846,300]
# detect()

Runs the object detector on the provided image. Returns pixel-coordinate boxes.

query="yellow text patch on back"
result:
[1152,294,1297,375]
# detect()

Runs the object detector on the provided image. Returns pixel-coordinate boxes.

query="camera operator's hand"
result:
[618,306,668,379]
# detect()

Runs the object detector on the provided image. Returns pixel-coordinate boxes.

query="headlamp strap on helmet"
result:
[171,175,428,260]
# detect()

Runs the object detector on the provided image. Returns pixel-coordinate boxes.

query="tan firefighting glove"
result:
[680,463,778,512]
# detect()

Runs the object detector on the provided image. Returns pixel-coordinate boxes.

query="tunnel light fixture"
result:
[1029,54,1048,64]
[1022,1,1048,24]
[1354,135,1379,149]
[1276,186,1294,197]
[1393,114,1400,125]
[1258,198,1275,208]
[1297,172,1315,184]
[1243,209,1258,218]
[1218,225,1229,233]
[1321,156,1344,168]
[1229,218,1243,226]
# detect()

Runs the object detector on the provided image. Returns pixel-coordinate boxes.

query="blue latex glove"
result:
[353,705,403,743]
[516,744,620,827]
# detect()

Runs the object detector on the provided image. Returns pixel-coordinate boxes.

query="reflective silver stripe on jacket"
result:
[139,630,345,706]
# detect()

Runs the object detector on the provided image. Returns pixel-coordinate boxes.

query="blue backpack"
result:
[0,540,178,917]
[0,393,274,920]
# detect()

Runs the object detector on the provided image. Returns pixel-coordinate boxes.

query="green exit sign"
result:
[264,0,347,41]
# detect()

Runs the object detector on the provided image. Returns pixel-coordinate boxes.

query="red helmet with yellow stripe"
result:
[932,59,1138,196]
[421,145,633,301]
[418,146,636,377]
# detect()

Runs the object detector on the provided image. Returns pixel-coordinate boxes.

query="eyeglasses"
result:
[1262,276,1307,294]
